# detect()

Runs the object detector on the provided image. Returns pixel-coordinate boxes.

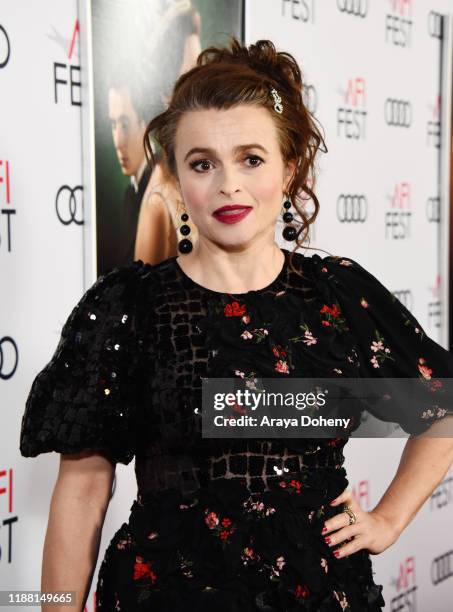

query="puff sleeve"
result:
[319,254,453,436]
[19,261,146,465]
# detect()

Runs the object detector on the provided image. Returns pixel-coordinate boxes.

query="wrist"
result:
[371,506,406,539]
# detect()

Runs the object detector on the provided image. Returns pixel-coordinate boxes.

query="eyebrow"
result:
[183,143,269,162]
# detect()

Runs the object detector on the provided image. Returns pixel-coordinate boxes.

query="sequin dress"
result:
[19,248,453,611]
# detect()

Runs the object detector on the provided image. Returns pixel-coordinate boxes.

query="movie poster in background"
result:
[89,0,244,275]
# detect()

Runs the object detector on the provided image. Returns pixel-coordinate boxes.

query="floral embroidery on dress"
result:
[333,589,351,610]
[116,533,133,550]
[177,549,195,579]
[272,344,291,374]
[203,509,237,546]
[369,330,394,368]
[242,497,276,518]
[295,584,310,598]
[241,546,261,567]
[224,300,247,317]
[240,327,269,342]
[133,555,157,582]
[276,470,313,494]
[288,322,318,346]
[319,303,349,332]
[234,370,266,393]
[418,357,432,380]
[133,555,158,602]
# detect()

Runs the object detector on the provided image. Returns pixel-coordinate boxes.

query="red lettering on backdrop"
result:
[391,0,412,16]
[392,182,411,209]
[352,480,369,508]
[68,19,80,60]
[345,78,366,108]
[0,160,11,204]
[397,556,416,590]
[0,468,13,513]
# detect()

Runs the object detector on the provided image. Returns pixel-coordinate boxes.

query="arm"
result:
[41,450,115,612]
[371,415,453,536]
[323,416,453,557]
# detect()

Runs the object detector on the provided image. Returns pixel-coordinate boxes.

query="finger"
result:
[332,535,365,559]
[323,524,361,547]
[322,506,361,535]
[329,487,352,506]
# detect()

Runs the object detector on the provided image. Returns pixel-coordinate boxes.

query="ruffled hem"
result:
[96,472,385,611]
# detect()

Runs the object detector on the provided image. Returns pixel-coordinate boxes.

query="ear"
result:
[283,159,297,194]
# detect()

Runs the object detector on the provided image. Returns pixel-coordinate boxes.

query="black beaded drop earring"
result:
[178,210,193,253]
[282,196,297,241]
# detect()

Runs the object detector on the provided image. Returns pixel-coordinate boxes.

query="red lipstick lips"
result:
[213,204,252,225]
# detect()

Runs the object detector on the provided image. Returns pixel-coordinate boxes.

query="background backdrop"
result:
[2,0,453,609]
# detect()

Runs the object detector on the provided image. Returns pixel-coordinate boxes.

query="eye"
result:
[189,155,264,173]
[189,159,213,172]
[245,155,264,167]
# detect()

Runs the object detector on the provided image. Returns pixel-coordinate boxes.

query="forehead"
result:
[175,105,279,153]
[108,87,136,118]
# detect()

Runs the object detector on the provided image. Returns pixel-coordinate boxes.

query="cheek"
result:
[254,177,284,208]
[180,177,210,213]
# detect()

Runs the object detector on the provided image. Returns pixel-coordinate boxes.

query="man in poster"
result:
[108,72,152,266]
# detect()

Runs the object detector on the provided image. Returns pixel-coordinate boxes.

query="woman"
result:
[20,37,453,611]
[134,0,201,265]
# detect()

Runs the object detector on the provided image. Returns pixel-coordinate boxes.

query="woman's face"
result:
[174,104,295,251]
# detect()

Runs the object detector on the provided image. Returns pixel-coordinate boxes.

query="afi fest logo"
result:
[351,479,370,510]
[0,24,11,68]
[0,159,15,252]
[430,467,453,512]
[48,19,81,106]
[385,0,413,47]
[385,182,411,240]
[302,83,318,116]
[55,185,83,225]
[384,98,412,128]
[392,289,413,311]
[281,0,316,24]
[0,336,18,380]
[427,274,441,329]
[427,95,441,148]
[390,557,418,609]
[426,195,440,223]
[431,550,453,586]
[337,78,367,140]
[337,0,368,19]
[428,11,443,40]
[0,467,18,566]
[336,194,368,224]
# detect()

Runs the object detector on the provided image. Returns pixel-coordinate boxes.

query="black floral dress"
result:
[19,248,453,611]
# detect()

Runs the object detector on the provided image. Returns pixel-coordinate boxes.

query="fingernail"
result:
[324,537,331,544]
[334,550,340,557]
[321,526,327,534]
[330,500,337,506]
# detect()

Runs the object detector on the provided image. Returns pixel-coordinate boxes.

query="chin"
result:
[120,165,133,177]
[211,237,255,251]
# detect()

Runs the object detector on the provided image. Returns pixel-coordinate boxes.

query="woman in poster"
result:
[20,36,453,611]
[134,0,202,264]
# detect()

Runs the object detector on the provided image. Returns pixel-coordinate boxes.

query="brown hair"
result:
[144,35,337,274]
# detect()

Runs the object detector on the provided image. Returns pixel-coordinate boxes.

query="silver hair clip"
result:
[269,86,283,114]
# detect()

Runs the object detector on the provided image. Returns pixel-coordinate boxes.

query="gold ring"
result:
[343,504,357,525]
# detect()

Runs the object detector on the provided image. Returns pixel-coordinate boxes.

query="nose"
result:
[218,167,241,198]
[113,127,127,150]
